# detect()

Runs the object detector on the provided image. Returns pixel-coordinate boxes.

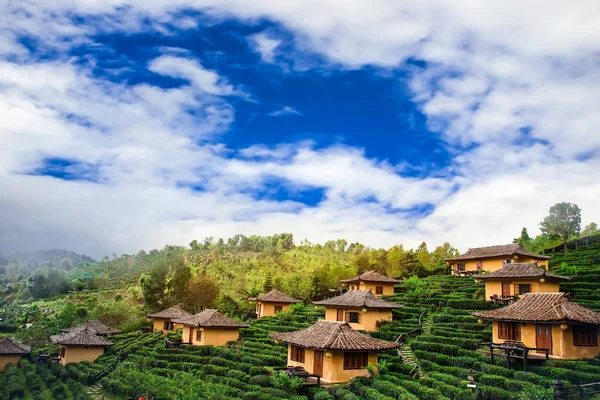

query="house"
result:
[446,244,550,275]
[147,306,192,333]
[51,327,113,365]
[173,309,249,347]
[0,338,31,372]
[313,290,403,332]
[339,270,400,296]
[249,289,301,318]
[270,320,399,383]
[59,320,121,336]
[472,293,600,359]
[476,263,571,301]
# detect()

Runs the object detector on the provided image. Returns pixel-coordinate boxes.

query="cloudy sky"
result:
[1,1,599,258]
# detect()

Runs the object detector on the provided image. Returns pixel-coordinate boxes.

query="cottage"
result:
[147,306,192,333]
[0,338,31,372]
[173,309,249,347]
[476,263,571,301]
[446,244,550,275]
[472,293,600,359]
[59,320,121,336]
[339,270,400,296]
[313,290,403,332]
[51,327,113,365]
[270,320,399,383]
[250,289,301,318]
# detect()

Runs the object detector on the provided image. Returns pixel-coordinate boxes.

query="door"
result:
[337,308,344,321]
[313,350,324,377]
[536,324,553,354]
[502,282,511,297]
[188,327,194,344]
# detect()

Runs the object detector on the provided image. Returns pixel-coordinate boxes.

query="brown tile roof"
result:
[61,320,121,335]
[270,320,400,351]
[51,327,113,347]
[250,289,301,303]
[476,263,571,281]
[312,290,403,309]
[446,244,550,262]
[147,306,192,320]
[339,270,401,284]
[472,293,600,324]
[0,338,31,355]
[172,309,249,328]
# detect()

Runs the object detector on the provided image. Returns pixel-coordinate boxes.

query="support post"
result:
[505,348,511,369]
[552,380,565,399]
[523,348,528,372]
[490,344,494,364]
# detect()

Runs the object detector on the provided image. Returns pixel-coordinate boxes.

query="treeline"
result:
[0,249,94,276]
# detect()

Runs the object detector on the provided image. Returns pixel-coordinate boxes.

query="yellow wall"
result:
[256,302,291,318]
[491,321,600,359]
[0,355,22,372]
[152,318,184,333]
[484,280,560,300]
[285,345,377,383]
[181,326,240,346]
[323,307,392,331]
[451,256,548,274]
[60,346,105,366]
[345,282,395,296]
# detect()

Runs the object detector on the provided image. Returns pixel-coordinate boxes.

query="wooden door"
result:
[536,324,552,354]
[502,282,511,297]
[337,309,344,321]
[188,327,194,344]
[313,350,324,377]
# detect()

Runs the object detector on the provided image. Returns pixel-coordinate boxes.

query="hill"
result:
[0,249,94,275]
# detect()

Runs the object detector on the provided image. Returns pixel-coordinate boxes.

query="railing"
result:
[553,380,600,398]
[483,343,549,371]
[395,310,427,344]
[93,350,123,381]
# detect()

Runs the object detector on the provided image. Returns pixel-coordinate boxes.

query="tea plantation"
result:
[2,244,600,399]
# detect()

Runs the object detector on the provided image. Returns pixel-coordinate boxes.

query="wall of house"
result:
[60,346,105,366]
[323,307,392,331]
[0,355,22,372]
[181,326,239,346]
[357,282,395,296]
[452,256,548,274]
[484,280,560,299]
[287,346,316,372]
[256,302,291,318]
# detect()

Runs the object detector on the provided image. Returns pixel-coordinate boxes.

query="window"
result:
[457,263,466,272]
[274,305,283,313]
[163,321,173,331]
[196,330,202,342]
[498,322,521,340]
[573,325,598,346]
[505,259,513,264]
[514,284,531,295]
[346,312,360,323]
[343,352,369,370]
[375,286,383,295]
[290,345,305,363]
[476,261,483,270]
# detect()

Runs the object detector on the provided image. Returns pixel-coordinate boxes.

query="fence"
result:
[552,380,600,399]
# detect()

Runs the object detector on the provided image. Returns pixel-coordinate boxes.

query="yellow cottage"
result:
[473,293,600,359]
[313,290,403,332]
[477,263,571,301]
[339,271,400,296]
[270,320,399,383]
[250,289,301,318]
[446,244,550,276]
[51,327,113,366]
[173,309,249,347]
[0,338,31,372]
[147,306,192,333]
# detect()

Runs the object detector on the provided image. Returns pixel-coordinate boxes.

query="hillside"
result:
[0,249,94,275]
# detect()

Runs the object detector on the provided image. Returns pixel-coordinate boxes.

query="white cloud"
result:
[250,32,281,63]
[267,106,301,117]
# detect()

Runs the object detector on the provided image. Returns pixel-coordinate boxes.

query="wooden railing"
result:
[553,380,600,398]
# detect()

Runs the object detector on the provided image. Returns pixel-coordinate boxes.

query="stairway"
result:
[421,315,433,336]
[86,383,103,399]
[397,343,422,378]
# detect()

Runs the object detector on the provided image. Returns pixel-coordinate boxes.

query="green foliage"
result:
[270,370,303,393]
[540,202,582,251]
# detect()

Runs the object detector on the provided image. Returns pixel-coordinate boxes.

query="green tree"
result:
[184,274,220,313]
[540,202,582,252]
[263,273,274,293]
[582,222,599,237]
[513,227,532,248]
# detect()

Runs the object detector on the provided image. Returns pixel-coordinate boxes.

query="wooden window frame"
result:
[163,320,173,331]
[457,263,466,272]
[498,322,521,340]
[290,345,305,363]
[375,286,384,295]
[274,305,283,313]
[514,283,530,295]
[346,312,360,324]
[573,325,598,347]
[343,352,369,370]
[196,329,202,342]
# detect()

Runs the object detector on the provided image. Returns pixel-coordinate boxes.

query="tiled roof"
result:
[472,293,600,324]
[172,309,249,328]
[476,263,571,281]
[0,338,31,355]
[51,327,113,347]
[61,320,121,335]
[270,320,400,351]
[250,289,301,303]
[313,290,403,309]
[340,270,401,284]
[147,306,192,320]
[446,244,550,261]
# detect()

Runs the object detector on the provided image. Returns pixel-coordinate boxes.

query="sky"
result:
[1,1,599,258]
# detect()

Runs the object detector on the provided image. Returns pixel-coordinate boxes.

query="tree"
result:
[263,273,274,293]
[513,227,531,248]
[184,274,220,313]
[540,202,582,252]
[582,222,600,237]
[140,253,190,311]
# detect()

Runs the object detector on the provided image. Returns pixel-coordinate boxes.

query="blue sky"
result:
[1,1,599,258]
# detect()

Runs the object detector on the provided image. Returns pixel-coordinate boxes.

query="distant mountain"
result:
[0,249,94,275]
